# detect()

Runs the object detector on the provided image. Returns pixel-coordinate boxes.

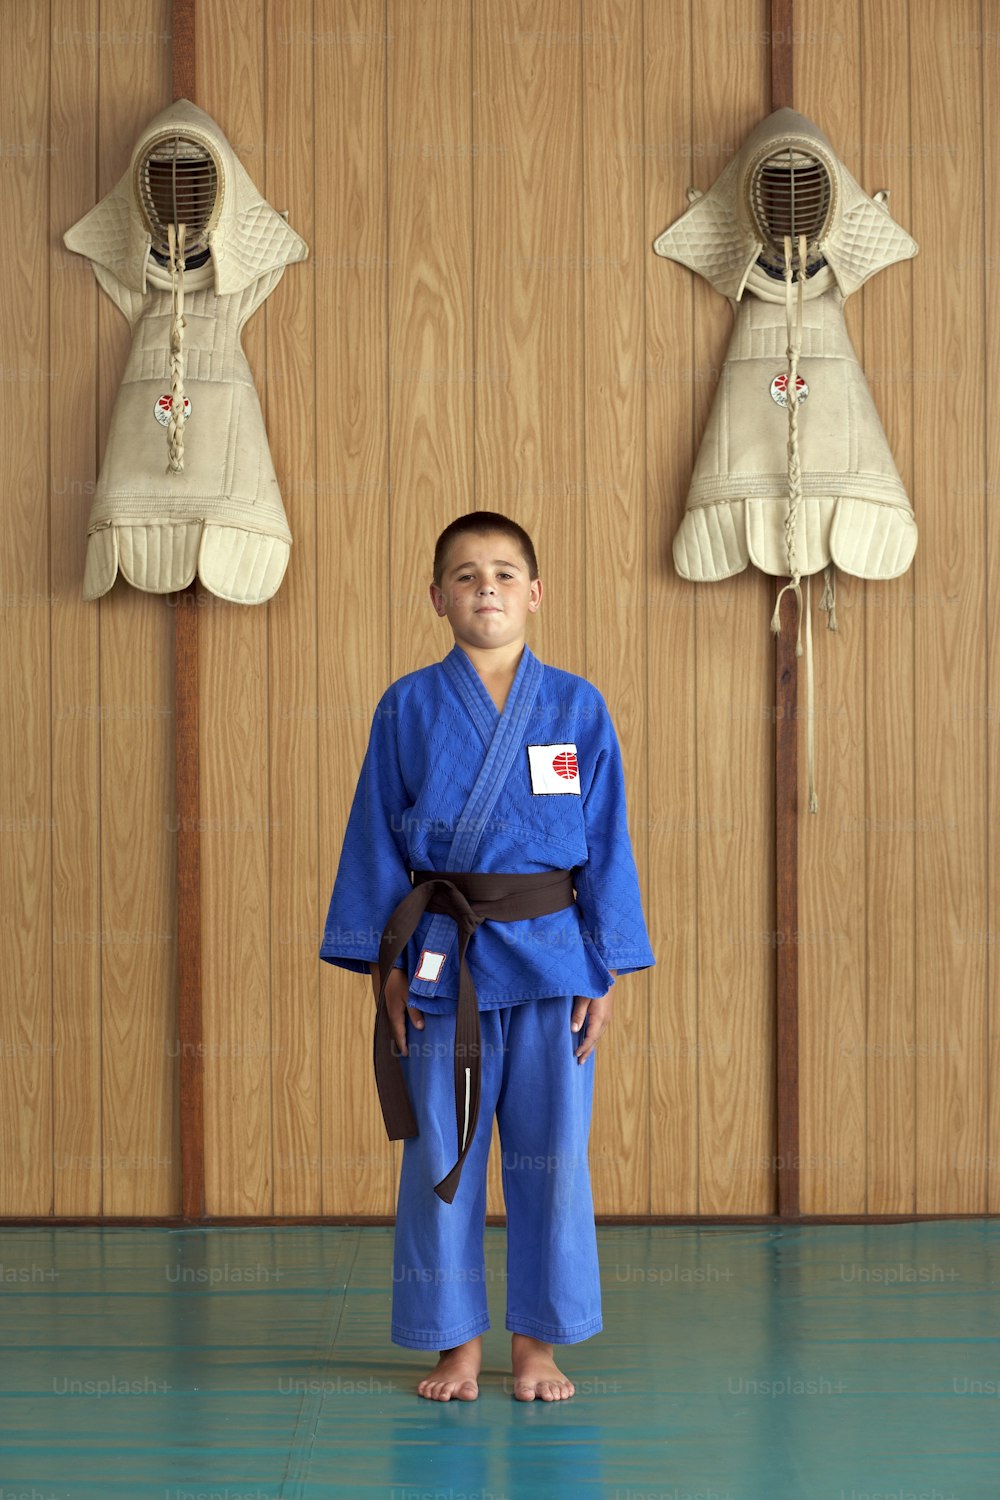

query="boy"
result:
[319,511,655,1402]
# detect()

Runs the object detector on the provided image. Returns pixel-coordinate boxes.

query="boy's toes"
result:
[512,1376,575,1401]
[540,1377,574,1401]
[418,1374,479,1402]
[446,1376,479,1401]
[417,1340,482,1400]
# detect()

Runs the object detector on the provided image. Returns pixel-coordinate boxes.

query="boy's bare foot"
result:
[416,1335,482,1401]
[510,1333,575,1401]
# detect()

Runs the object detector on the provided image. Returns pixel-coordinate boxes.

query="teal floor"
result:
[0,1221,997,1498]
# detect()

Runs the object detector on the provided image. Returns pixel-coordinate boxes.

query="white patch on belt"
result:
[460,1066,472,1151]
[415,948,446,982]
[527,742,581,794]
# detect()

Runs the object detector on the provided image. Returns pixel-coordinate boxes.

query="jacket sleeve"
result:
[319,685,413,975]
[573,691,656,978]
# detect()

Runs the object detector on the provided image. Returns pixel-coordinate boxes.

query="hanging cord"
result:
[820,559,838,631]
[166,220,187,473]
[768,233,819,813]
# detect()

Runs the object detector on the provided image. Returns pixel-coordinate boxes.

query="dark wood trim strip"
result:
[769,0,794,111]
[775,590,801,1217]
[171,0,196,102]
[173,0,202,1226]
[770,0,799,1219]
[175,581,204,1221]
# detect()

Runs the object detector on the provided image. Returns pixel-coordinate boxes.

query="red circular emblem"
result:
[553,751,578,780]
[769,373,809,407]
[154,394,192,426]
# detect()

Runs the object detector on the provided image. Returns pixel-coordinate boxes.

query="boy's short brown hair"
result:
[433,511,539,588]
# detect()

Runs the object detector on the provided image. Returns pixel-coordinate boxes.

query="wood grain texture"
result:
[175,584,204,1220]
[774,593,800,1217]
[910,0,987,1212]
[198,0,273,1215]
[690,1,773,1214]
[770,0,794,109]
[987,3,1000,1218]
[644,0,698,1215]
[795,0,868,1215]
[0,0,52,1215]
[581,0,650,1211]
[95,1,176,1216]
[49,0,103,1216]
[1,0,996,1220]
[316,0,397,1215]
[474,0,585,680]
[266,2,322,1216]
[857,0,918,1214]
[172,0,196,99]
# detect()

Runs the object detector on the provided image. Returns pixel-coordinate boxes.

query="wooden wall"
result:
[0,0,996,1218]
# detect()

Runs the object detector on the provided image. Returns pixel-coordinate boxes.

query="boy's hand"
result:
[570,987,615,1064]
[369,962,424,1054]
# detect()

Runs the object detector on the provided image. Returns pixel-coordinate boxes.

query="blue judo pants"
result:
[390,993,603,1349]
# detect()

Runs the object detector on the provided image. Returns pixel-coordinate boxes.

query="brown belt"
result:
[373,868,577,1203]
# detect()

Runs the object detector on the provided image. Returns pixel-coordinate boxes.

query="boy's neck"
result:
[454,637,526,679]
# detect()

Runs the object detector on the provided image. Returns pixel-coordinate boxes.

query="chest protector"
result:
[63,97,309,605]
[653,108,918,811]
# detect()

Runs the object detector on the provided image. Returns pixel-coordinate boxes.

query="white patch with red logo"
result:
[769,373,809,407]
[415,948,446,983]
[154,394,192,426]
[527,743,581,795]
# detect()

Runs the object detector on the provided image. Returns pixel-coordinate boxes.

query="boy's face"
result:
[430,530,542,655]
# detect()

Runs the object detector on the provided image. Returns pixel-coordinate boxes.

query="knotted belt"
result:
[373,868,577,1203]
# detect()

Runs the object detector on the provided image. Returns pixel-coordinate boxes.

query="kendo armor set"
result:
[63,97,309,605]
[653,107,918,812]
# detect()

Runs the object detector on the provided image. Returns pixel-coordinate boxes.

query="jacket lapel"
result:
[409,644,544,994]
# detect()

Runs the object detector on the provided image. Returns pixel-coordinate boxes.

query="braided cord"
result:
[768,233,821,812]
[166,220,187,473]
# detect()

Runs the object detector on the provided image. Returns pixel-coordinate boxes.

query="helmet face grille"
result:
[750,148,831,275]
[137,133,219,258]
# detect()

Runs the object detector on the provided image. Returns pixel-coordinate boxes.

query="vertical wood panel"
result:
[911,0,987,1212]
[582,0,650,1211]
[796,0,868,1213]
[690,1,772,1214]
[986,4,1000,1216]
[199,0,273,1215]
[387,0,473,680]
[0,0,996,1221]
[0,0,52,1215]
[317,0,395,1215]
[858,0,918,1214]
[644,0,698,1213]
[267,2,321,1216]
[50,1,103,1214]
[98,0,176,1216]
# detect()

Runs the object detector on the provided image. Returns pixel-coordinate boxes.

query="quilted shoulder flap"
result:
[652,155,760,300]
[820,168,917,296]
